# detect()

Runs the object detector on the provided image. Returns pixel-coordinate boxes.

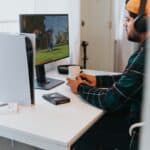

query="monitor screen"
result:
[20,14,68,90]
[20,14,69,65]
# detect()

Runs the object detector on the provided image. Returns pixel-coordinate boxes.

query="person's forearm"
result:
[77,83,126,112]
[96,74,122,87]
[78,70,142,112]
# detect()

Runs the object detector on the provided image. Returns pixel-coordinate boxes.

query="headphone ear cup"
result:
[134,16,148,33]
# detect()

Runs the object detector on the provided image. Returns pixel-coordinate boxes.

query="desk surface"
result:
[0,70,117,150]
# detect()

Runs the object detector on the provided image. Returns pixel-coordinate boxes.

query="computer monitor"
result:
[19,14,69,90]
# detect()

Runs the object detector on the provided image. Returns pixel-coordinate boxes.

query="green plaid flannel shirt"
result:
[78,41,146,124]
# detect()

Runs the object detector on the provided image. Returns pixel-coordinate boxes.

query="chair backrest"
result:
[140,38,150,150]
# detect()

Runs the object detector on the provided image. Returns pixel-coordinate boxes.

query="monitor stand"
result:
[35,65,64,90]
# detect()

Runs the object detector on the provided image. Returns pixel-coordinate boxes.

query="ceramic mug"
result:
[68,66,81,79]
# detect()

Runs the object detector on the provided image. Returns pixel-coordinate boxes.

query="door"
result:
[80,0,114,71]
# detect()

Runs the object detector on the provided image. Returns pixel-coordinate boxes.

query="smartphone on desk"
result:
[42,92,70,105]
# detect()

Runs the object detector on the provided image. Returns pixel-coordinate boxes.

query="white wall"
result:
[0,0,80,70]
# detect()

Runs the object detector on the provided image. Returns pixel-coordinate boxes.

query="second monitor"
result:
[20,14,69,90]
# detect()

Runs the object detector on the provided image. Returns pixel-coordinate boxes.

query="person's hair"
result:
[126,0,130,4]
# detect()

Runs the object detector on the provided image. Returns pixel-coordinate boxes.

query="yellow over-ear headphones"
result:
[126,0,150,32]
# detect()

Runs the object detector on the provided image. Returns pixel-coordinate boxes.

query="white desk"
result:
[0,70,117,150]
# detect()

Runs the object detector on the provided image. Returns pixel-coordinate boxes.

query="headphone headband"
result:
[138,0,147,16]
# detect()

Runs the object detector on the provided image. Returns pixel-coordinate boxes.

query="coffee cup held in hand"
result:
[68,66,81,79]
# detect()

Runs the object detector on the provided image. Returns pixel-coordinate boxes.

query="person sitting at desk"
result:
[67,0,150,149]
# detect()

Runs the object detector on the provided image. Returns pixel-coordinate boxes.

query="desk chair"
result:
[129,122,144,150]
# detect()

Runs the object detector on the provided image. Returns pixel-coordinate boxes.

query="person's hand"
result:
[79,73,96,87]
[67,77,84,93]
